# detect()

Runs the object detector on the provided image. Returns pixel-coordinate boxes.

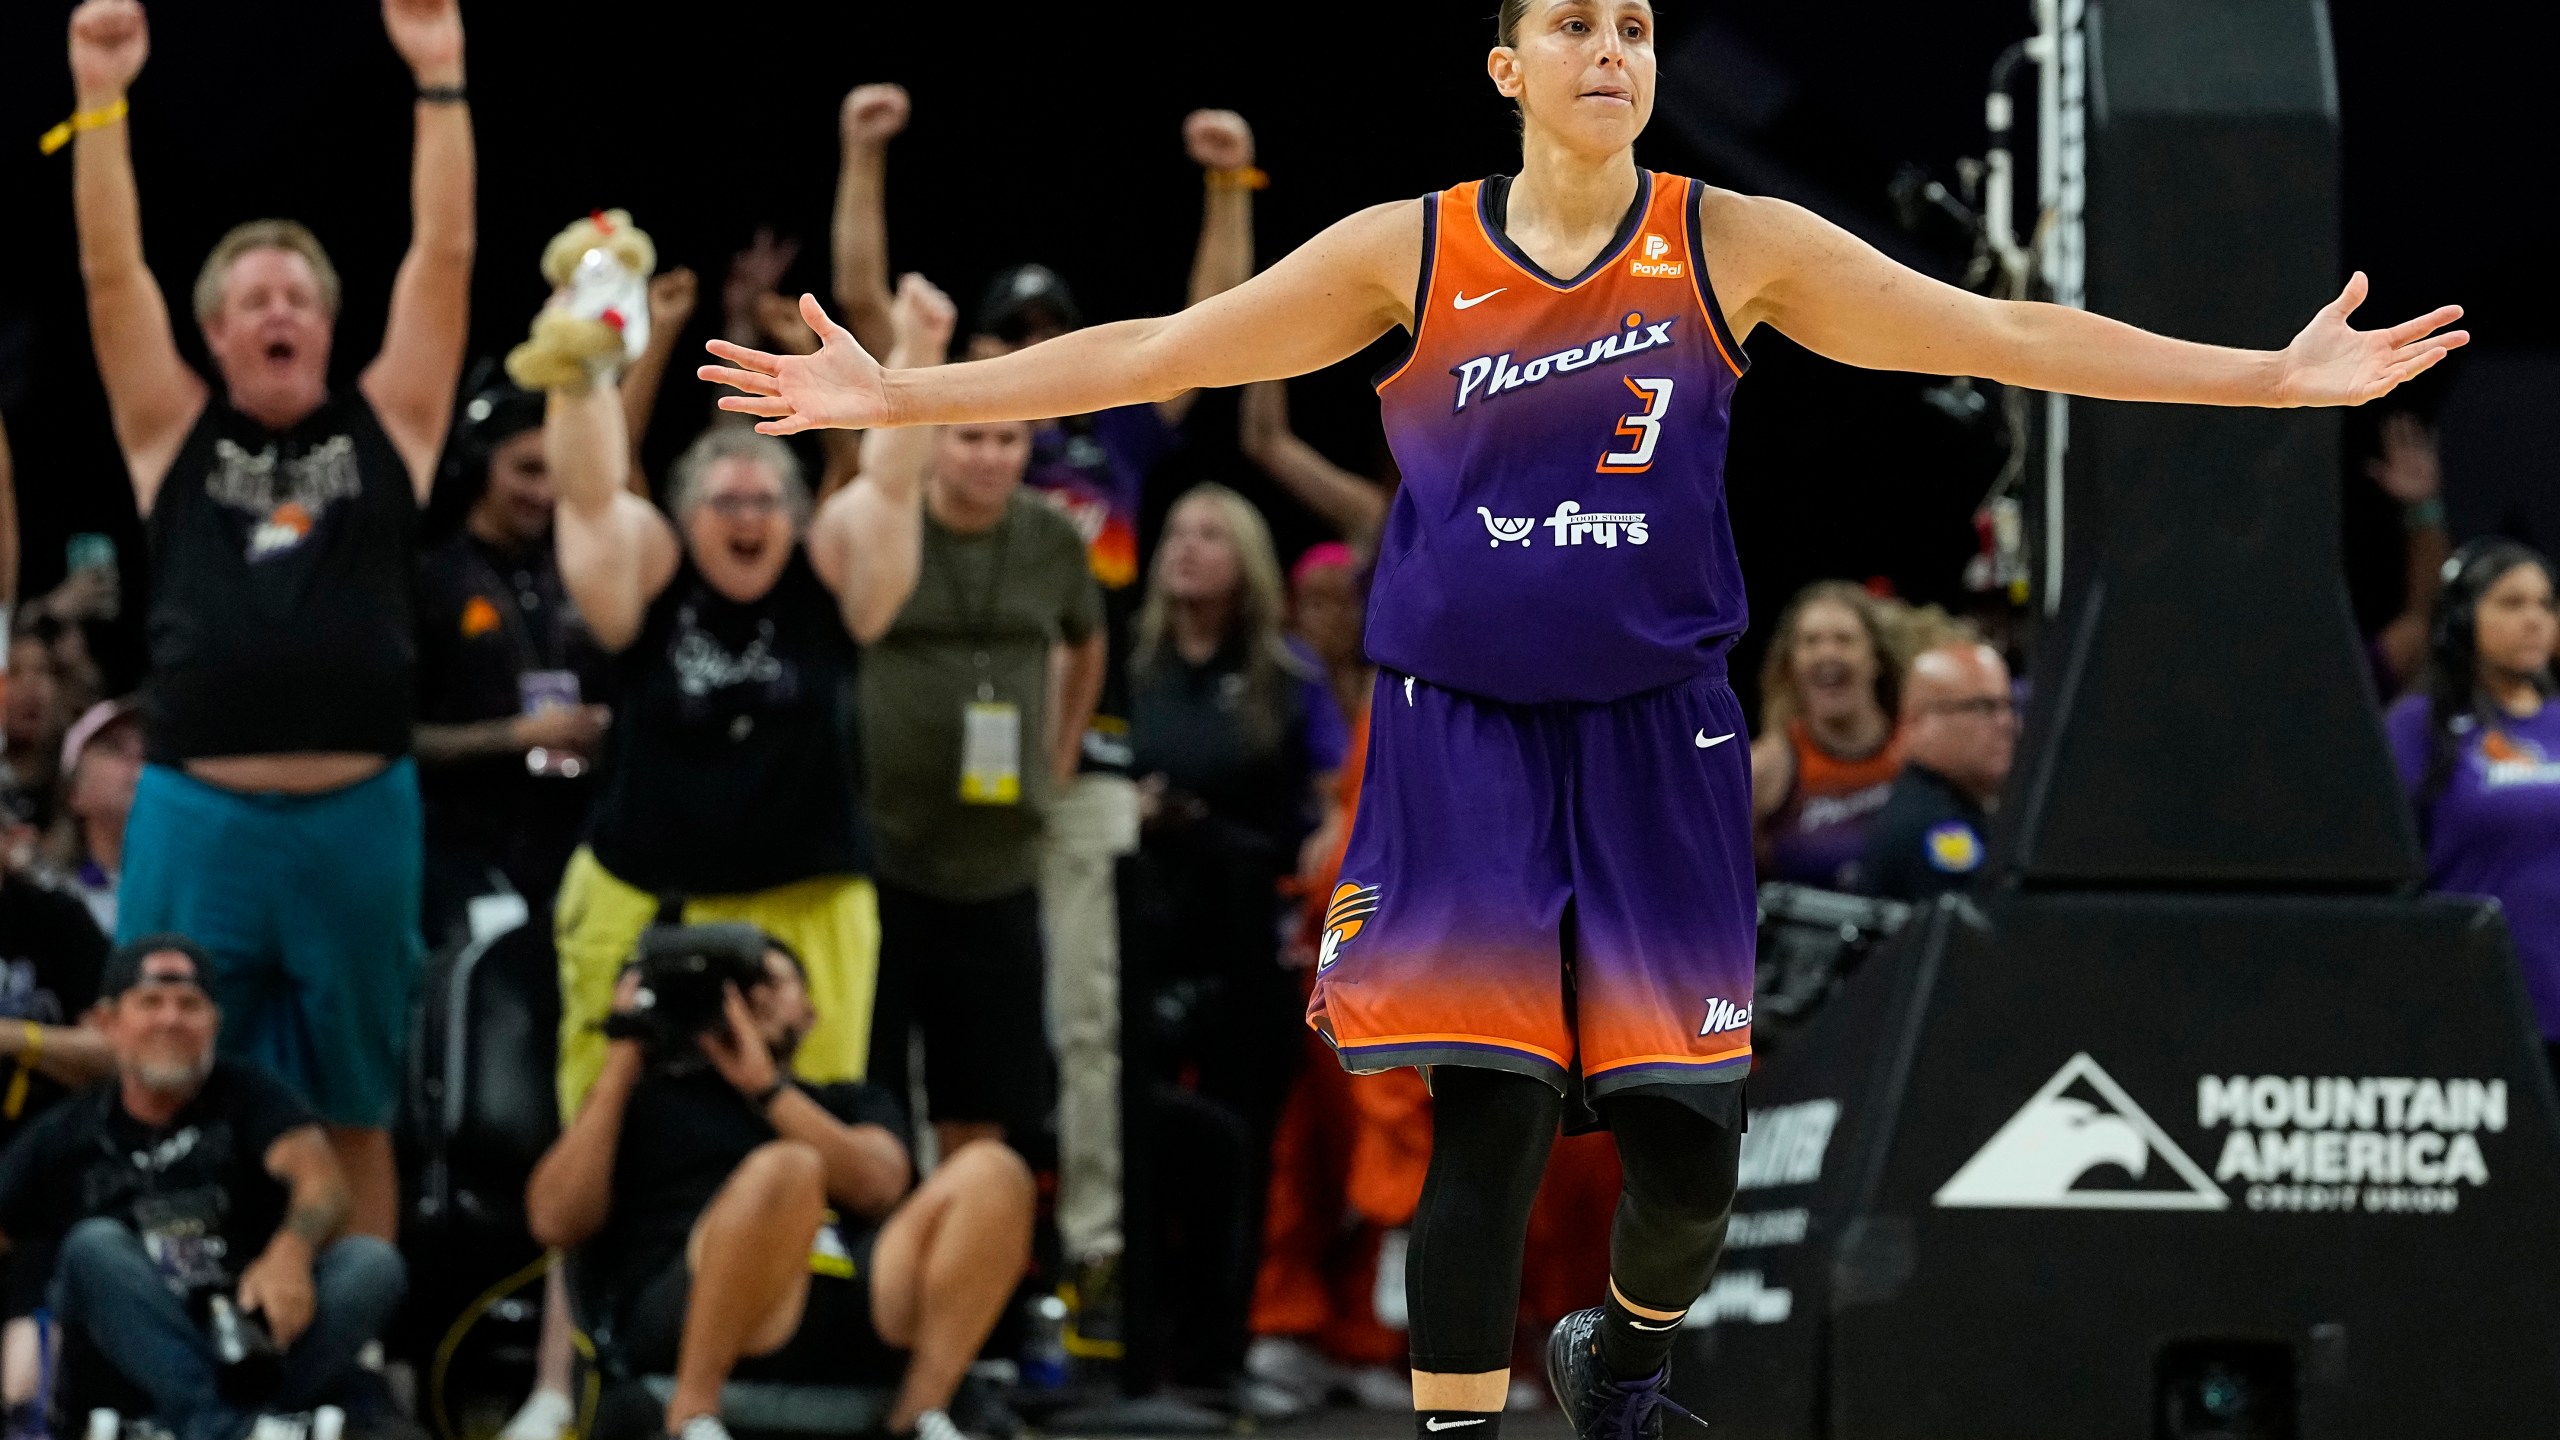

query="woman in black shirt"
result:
[534,276,954,1121]
[1123,483,1335,1380]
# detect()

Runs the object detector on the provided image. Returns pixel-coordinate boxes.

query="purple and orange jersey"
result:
[1365,170,1751,706]
[1310,174,1761,1103]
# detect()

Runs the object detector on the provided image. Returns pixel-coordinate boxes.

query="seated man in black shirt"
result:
[0,936,404,1440]
[1857,641,2018,902]
[526,932,1032,1440]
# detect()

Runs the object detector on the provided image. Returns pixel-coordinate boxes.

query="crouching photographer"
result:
[0,937,404,1440]
[526,926,1032,1440]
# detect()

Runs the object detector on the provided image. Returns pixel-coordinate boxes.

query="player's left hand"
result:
[382,0,464,85]
[2274,273,2465,408]
[1184,110,1255,171]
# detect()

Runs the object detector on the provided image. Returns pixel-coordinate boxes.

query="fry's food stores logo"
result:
[1935,1053,2507,1217]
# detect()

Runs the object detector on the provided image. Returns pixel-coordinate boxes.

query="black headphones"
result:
[2429,535,2556,699]
[435,356,546,505]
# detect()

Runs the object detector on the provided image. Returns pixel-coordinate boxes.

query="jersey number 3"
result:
[1598,377,1676,474]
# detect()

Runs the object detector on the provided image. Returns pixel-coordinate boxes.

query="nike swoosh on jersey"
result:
[1424,1421,1489,1432]
[1629,1317,1682,1331]
[1452,288,1506,310]
[1696,730,1735,749]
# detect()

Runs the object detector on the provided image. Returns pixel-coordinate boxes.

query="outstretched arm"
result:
[1157,109,1260,426]
[618,267,699,495]
[1239,380,1386,539]
[807,274,957,643]
[65,0,207,509]
[704,198,1420,433]
[831,85,908,363]
[546,378,679,654]
[359,0,476,497]
[1709,190,2464,408]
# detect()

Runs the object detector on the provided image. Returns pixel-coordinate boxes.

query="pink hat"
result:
[61,697,142,775]
[1290,541,1357,589]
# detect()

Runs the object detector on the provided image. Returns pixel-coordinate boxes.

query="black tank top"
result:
[144,392,419,763]
[585,548,872,895]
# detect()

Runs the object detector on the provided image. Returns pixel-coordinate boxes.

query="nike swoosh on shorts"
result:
[1696,730,1735,749]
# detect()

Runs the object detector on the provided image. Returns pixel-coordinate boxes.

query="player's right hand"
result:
[703,294,891,434]
[841,84,910,145]
[68,0,149,102]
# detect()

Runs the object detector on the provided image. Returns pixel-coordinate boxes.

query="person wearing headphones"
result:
[2386,539,2560,1080]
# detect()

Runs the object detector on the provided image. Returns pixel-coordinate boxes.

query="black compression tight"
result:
[1605,1094,1743,1312]
[1404,1069,1742,1375]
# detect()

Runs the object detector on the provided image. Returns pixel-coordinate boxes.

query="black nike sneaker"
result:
[1544,1308,1706,1440]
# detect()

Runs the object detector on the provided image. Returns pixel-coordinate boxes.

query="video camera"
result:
[603,922,774,1062]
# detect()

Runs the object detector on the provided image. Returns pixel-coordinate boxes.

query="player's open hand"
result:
[703,294,890,434]
[2275,273,2465,408]
[67,0,148,104]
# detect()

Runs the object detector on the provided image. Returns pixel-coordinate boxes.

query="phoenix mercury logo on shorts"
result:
[1701,997,1752,1037]
[1449,313,1677,413]
[1316,882,1382,971]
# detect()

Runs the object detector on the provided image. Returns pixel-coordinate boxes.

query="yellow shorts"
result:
[553,846,880,1119]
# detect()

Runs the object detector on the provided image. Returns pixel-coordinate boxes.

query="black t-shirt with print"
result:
[576,1067,908,1321]
[585,549,872,894]
[0,873,111,1153]
[0,1059,316,1298]
[145,392,419,763]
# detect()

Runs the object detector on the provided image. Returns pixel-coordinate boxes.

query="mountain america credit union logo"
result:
[1934,1052,2508,1215]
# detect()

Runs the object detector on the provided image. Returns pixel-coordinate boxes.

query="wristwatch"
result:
[752,1077,792,1111]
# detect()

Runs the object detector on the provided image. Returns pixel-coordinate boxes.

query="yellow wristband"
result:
[39,97,127,156]
[1207,165,1269,192]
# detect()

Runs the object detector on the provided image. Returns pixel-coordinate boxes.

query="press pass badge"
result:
[959,701,1023,805]
[520,670,582,713]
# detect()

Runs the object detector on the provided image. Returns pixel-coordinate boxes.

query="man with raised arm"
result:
[64,0,474,1239]
[831,93,1261,1341]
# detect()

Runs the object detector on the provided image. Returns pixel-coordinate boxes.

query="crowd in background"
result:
[0,3,2553,1440]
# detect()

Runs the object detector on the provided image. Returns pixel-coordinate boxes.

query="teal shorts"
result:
[119,760,424,1126]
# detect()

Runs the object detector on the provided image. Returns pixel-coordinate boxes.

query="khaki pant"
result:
[1040,773,1138,1261]
[553,846,881,1119]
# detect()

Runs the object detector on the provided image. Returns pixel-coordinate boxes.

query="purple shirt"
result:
[2386,693,2560,1038]
[1367,173,1750,705]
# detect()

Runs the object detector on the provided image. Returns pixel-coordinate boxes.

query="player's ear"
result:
[1488,46,1524,101]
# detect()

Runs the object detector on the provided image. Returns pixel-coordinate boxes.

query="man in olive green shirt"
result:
[861,418,1104,1157]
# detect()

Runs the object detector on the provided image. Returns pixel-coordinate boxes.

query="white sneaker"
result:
[1245,1335,1347,1404]
[500,1390,575,1440]
[912,1410,972,1440]
[1347,1366,1413,1411]
[669,1417,733,1440]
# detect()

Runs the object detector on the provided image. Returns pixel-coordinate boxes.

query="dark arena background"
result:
[1,2,2556,1439]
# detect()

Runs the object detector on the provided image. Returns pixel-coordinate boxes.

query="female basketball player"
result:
[703,4,2463,1436]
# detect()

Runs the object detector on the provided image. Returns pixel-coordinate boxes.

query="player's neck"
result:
[1509,138,1642,248]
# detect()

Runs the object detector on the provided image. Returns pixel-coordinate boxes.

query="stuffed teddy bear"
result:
[504,209,657,391]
